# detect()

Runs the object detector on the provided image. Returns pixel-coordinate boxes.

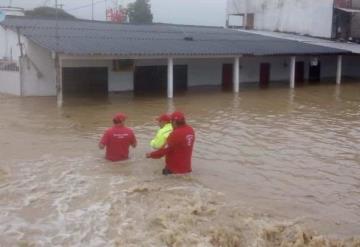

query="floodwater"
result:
[0,83,360,246]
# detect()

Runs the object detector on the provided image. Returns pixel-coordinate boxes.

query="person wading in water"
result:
[146,111,195,175]
[99,113,137,162]
[150,114,173,150]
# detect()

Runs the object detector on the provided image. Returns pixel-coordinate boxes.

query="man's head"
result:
[113,113,127,126]
[156,114,171,128]
[171,111,186,128]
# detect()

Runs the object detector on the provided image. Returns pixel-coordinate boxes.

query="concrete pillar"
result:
[233,57,240,93]
[290,56,296,89]
[167,57,174,98]
[56,56,63,107]
[336,55,343,85]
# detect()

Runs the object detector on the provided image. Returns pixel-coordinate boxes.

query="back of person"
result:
[166,124,195,173]
[101,126,136,162]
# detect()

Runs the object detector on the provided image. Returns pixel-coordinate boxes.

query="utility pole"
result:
[92,0,94,20]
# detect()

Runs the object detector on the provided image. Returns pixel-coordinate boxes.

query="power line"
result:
[66,0,106,12]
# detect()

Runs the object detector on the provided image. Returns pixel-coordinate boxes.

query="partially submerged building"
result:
[227,0,360,41]
[0,16,354,105]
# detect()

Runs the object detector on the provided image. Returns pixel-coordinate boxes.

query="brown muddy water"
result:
[0,83,360,246]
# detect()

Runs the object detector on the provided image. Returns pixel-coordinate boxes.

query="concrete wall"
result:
[15,53,341,97]
[0,70,21,95]
[227,0,334,38]
[20,40,56,96]
[62,59,134,92]
[0,27,21,61]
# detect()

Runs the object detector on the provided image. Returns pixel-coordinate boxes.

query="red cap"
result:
[171,111,185,121]
[113,113,127,122]
[156,114,171,123]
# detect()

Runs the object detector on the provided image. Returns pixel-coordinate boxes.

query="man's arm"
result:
[131,131,137,148]
[99,142,105,149]
[131,138,137,148]
[99,130,109,149]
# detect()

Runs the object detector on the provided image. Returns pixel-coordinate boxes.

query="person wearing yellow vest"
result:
[150,114,173,150]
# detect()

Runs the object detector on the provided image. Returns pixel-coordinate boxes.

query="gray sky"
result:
[0,0,227,26]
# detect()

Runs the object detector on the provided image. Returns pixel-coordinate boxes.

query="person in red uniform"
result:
[146,111,195,175]
[99,113,137,162]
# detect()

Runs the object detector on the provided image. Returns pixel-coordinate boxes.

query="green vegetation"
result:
[127,0,153,24]
[25,7,76,19]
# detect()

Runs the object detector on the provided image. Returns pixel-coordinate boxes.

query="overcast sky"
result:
[0,0,227,26]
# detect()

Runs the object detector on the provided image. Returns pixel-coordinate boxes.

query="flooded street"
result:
[0,83,360,246]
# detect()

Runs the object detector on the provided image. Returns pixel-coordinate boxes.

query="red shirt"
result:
[150,124,195,174]
[100,126,136,162]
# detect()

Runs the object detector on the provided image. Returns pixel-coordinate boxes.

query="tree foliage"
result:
[127,0,153,24]
[25,7,76,20]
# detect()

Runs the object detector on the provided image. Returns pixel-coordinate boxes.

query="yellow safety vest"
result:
[150,123,173,149]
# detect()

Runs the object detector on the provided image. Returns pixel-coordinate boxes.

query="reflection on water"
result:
[0,83,360,246]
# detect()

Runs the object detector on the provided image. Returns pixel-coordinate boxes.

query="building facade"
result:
[227,0,360,41]
[0,16,354,106]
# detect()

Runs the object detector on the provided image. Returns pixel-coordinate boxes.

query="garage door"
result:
[134,65,188,95]
[62,67,108,96]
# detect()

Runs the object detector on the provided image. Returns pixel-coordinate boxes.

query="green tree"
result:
[127,0,153,24]
[25,7,76,20]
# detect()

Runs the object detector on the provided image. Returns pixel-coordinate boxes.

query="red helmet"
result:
[113,113,127,122]
[156,114,171,123]
[171,111,185,121]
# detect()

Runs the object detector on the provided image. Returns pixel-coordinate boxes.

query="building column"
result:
[336,55,342,85]
[167,57,174,98]
[233,57,240,93]
[56,56,63,107]
[290,56,296,89]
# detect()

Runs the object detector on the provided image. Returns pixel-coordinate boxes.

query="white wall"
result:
[62,59,133,92]
[20,40,56,96]
[0,27,21,61]
[0,70,20,95]
[137,56,338,87]
[227,0,334,38]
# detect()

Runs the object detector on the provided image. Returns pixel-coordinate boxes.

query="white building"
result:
[227,0,360,40]
[0,16,354,106]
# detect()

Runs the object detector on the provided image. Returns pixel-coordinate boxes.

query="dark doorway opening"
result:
[309,62,321,83]
[134,66,167,94]
[246,13,255,30]
[62,67,108,96]
[174,65,188,92]
[134,65,188,95]
[259,63,271,88]
[222,64,233,91]
[295,61,305,85]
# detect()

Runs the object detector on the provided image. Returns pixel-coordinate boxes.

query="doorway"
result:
[134,65,188,95]
[222,64,233,91]
[62,67,108,96]
[309,62,321,83]
[295,61,305,84]
[259,63,271,88]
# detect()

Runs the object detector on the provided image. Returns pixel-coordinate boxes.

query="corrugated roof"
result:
[0,16,350,57]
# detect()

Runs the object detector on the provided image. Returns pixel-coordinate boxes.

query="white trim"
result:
[59,54,245,61]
